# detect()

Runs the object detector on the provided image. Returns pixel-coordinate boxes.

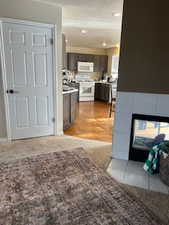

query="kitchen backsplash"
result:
[74,72,102,81]
[64,71,102,82]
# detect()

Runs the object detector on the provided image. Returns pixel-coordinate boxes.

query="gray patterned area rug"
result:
[0,148,165,225]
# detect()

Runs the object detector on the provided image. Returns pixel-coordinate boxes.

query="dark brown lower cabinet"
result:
[95,83,111,102]
[67,83,80,101]
[63,91,78,130]
[63,94,70,130]
[70,93,77,123]
[95,83,101,99]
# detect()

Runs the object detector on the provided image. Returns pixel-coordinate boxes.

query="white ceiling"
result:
[36,0,124,48]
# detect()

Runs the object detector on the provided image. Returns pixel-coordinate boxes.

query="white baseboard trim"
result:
[0,138,8,142]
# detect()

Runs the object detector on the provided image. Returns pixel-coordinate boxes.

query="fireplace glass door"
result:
[129,114,169,162]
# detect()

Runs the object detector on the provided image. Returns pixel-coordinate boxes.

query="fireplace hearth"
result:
[129,114,169,162]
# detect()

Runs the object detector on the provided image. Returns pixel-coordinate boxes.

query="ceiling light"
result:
[113,12,121,17]
[81,29,87,34]
[102,42,107,47]
[65,39,68,43]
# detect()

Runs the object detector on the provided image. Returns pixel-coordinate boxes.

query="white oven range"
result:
[79,81,95,101]
[75,74,95,102]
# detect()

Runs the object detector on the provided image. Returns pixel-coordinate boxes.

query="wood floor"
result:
[64,101,114,142]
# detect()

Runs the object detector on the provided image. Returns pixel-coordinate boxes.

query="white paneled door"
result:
[2,22,54,139]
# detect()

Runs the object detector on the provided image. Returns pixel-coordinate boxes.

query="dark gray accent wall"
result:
[118,0,169,94]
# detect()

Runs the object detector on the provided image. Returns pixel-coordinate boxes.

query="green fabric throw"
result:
[144,141,169,174]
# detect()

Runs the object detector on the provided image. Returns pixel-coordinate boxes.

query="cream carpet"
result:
[0,135,112,169]
[0,135,168,224]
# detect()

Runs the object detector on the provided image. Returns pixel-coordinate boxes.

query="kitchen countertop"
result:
[68,81,114,85]
[62,89,78,95]
[66,81,117,89]
[95,81,117,89]
[95,81,114,85]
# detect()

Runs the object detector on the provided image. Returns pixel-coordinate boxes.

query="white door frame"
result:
[0,18,60,141]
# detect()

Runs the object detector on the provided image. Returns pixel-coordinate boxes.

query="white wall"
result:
[0,0,63,138]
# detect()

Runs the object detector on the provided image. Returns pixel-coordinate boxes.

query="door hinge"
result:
[52,117,55,123]
[50,38,54,45]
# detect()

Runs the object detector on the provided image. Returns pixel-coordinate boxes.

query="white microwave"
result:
[78,62,94,72]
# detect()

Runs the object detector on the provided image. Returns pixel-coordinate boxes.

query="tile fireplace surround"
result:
[112,91,169,160]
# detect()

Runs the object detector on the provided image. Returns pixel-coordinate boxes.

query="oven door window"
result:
[80,85,94,96]
[82,87,92,94]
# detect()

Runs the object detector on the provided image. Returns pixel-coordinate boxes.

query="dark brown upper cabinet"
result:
[67,53,108,73]
[93,55,100,72]
[67,53,78,71]
[99,55,108,73]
